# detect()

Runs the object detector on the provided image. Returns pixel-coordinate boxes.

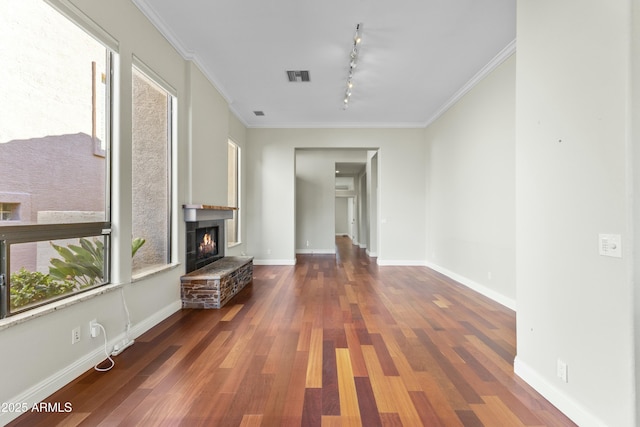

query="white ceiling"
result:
[132,0,516,129]
[335,162,366,178]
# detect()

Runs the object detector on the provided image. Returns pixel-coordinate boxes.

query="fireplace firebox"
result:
[185,219,225,273]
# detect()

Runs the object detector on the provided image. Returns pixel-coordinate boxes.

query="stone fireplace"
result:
[183,204,233,273]
[181,204,253,309]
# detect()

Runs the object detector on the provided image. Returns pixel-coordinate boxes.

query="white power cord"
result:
[121,287,133,342]
[93,323,114,372]
[109,287,135,356]
[93,288,135,371]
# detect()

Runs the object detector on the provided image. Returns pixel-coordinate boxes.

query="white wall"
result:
[246,128,426,265]
[424,55,516,308]
[367,151,379,256]
[633,2,640,424]
[227,113,248,256]
[357,170,368,249]
[515,1,635,426]
[335,176,355,191]
[188,62,229,205]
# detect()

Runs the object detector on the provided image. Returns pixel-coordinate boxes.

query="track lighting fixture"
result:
[343,23,362,110]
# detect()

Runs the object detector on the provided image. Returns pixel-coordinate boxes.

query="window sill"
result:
[0,282,124,332]
[131,262,181,283]
[227,242,243,249]
[0,263,183,331]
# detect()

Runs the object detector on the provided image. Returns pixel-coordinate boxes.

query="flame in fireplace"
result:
[198,232,217,258]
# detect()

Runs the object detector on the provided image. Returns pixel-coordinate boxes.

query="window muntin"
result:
[131,66,174,276]
[0,0,112,318]
[227,140,241,246]
[0,204,19,221]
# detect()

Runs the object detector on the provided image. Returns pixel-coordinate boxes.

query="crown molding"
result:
[245,121,427,130]
[423,38,517,128]
[131,0,190,57]
[131,0,234,105]
[229,103,251,128]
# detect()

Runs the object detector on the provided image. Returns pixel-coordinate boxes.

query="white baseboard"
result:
[376,259,428,267]
[0,345,107,425]
[365,249,378,257]
[128,300,182,340]
[424,261,516,311]
[514,357,607,427]
[253,259,297,266]
[0,300,182,426]
[296,249,336,255]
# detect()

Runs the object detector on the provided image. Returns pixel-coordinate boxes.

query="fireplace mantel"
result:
[182,204,236,222]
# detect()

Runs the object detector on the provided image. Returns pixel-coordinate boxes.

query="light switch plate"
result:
[599,234,622,258]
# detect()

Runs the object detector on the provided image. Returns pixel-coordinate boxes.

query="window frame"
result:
[130,59,177,277]
[227,139,241,247]
[0,203,19,221]
[0,223,112,318]
[0,1,115,318]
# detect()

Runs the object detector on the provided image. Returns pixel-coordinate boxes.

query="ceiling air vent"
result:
[286,70,310,82]
[253,111,265,116]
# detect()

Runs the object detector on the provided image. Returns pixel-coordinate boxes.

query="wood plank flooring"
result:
[9,237,576,426]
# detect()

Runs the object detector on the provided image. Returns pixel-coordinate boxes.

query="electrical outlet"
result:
[71,326,81,344]
[89,319,100,338]
[557,359,568,383]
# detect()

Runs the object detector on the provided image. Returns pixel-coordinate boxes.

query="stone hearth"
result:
[180,256,253,309]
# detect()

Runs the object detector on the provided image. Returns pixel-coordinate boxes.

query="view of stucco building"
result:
[0,0,107,275]
[0,0,168,277]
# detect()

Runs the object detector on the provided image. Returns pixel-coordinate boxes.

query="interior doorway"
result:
[334,196,349,236]
[294,149,378,256]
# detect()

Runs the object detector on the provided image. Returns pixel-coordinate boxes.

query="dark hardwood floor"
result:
[9,236,575,426]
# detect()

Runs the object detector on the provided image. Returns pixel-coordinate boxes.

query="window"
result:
[0,204,19,221]
[0,0,112,317]
[131,65,175,276]
[227,140,241,246]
